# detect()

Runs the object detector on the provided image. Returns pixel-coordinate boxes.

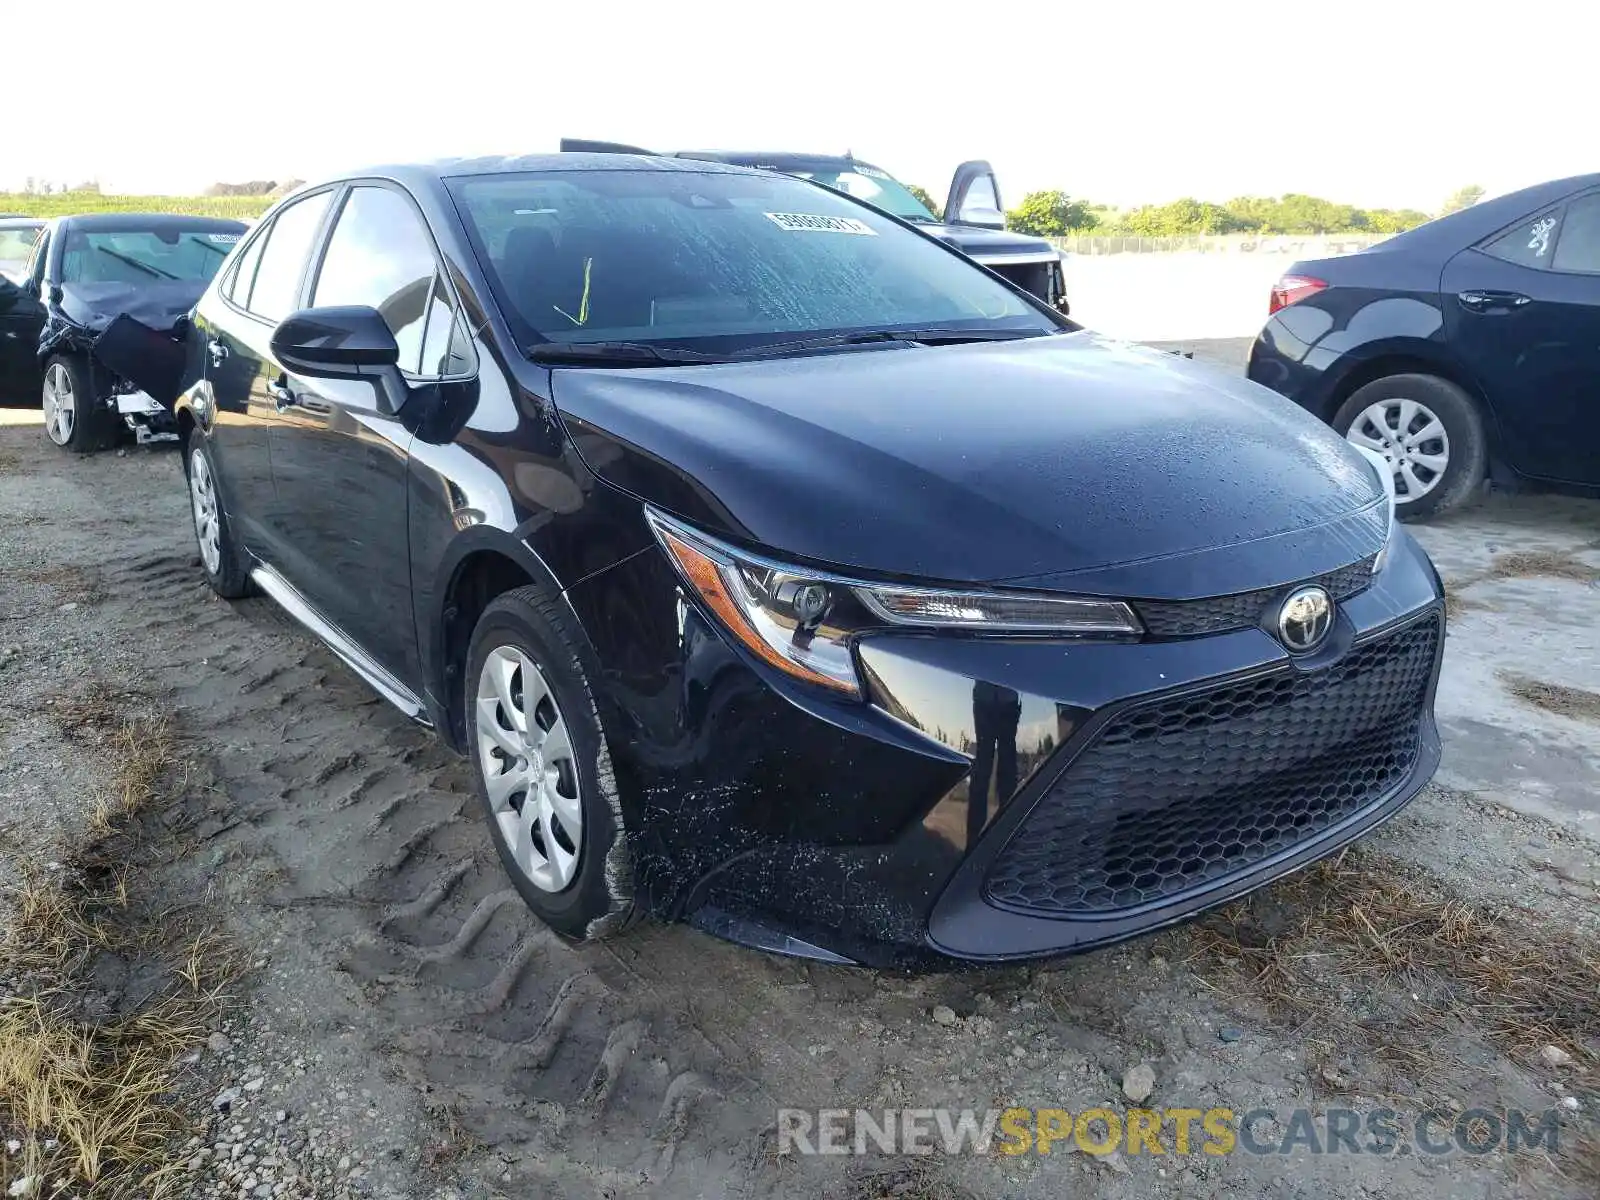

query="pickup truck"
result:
[560,140,1069,314]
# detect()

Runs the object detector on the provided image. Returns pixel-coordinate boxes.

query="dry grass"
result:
[17,563,109,608]
[1442,579,1481,624]
[0,683,235,1197]
[1189,849,1600,1072]
[1501,673,1600,724]
[1482,549,1599,586]
[844,1161,970,1200]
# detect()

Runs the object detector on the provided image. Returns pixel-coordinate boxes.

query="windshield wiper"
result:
[730,327,1044,360]
[527,341,725,367]
[98,247,174,280]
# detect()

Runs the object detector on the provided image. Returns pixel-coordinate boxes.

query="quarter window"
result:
[312,186,447,375]
[225,228,268,307]
[1482,207,1562,268]
[248,192,334,323]
[1552,194,1600,274]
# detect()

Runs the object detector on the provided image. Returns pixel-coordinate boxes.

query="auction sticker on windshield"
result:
[764,212,877,235]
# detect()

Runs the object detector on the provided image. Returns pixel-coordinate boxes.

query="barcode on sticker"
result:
[763,212,876,235]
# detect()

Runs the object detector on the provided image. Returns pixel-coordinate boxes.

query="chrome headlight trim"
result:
[1350,445,1398,573]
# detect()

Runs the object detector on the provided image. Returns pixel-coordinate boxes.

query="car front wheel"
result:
[42,355,118,454]
[1333,373,1487,520]
[466,586,636,941]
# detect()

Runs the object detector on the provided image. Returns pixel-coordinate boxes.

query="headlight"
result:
[1350,444,1398,573]
[646,510,1142,698]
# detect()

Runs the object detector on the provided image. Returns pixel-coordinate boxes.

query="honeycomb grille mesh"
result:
[1135,557,1377,639]
[983,616,1439,917]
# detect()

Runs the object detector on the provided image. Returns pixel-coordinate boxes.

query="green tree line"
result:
[1004,189,1438,238]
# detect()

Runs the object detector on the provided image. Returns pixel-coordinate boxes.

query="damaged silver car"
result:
[16,213,245,451]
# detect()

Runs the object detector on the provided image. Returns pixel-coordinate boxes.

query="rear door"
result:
[1441,191,1600,485]
[197,188,337,553]
[266,182,462,686]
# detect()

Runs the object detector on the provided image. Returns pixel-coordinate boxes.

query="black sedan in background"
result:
[19,213,245,450]
[139,154,1443,967]
[1248,173,1600,518]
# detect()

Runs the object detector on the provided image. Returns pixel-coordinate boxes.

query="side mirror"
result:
[271,305,408,414]
[944,160,1007,231]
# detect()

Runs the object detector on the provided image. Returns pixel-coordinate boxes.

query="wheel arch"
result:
[1321,346,1504,462]
[427,534,572,752]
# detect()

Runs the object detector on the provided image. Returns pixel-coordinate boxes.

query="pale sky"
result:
[12,0,1592,211]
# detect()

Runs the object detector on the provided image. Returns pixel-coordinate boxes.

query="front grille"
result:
[983,615,1438,917]
[1135,557,1376,639]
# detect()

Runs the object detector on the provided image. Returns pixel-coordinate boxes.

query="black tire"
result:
[41,354,119,454]
[465,585,636,941]
[1332,373,1487,521]
[182,436,252,599]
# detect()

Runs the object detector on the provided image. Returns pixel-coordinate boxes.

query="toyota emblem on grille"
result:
[1277,586,1333,652]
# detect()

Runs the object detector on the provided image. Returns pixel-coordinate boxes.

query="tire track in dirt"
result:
[95,543,826,1196]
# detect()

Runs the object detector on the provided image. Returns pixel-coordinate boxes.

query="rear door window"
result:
[247,191,334,323]
[1551,194,1600,274]
[1481,208,1562,268]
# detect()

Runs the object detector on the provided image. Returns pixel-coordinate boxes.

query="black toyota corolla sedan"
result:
[146,154,1444,967]
[1248,172,1600,519]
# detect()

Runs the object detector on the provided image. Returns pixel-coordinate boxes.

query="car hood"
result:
[553,333,1388,600]
[54,280,205,334]
[916,223,1056,259]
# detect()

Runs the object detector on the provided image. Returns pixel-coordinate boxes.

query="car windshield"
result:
[0,224,41,262]
[59,224,243,285]
[450,169,1052,355]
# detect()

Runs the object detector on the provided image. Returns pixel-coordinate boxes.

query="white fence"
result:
[1052,233,1392,257]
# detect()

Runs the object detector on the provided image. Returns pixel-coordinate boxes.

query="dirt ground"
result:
[1,372,1597,1199]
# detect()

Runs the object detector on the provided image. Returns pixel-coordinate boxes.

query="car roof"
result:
[330,153,766,189]
[51,212,248,231]
[1375,171,1600,254]
[0,216,44,227]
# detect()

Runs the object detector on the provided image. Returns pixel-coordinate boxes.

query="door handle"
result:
[267,376,295,411]
[207,339,229,366]
[1458,289,1531,313]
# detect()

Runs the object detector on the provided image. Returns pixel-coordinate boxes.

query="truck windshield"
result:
[450,169,1053,357]
[786,164,936,221]
[59,225,243,285]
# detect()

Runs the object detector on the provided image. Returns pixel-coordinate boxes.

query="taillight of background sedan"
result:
[147,153,1445,967]
[1249,171,1600,519]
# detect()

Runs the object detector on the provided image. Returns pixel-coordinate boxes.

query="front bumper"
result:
[571,529,1445,968]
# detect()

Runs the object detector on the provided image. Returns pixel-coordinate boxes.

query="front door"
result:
[265,183,456,687]
[1441,190,1600,486]
[0,277,43,399]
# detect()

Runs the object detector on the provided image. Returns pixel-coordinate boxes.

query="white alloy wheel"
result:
[1345,397,1450,502]
[42,361,76,446]
[189,447,223,575]
[475,645,583,892]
